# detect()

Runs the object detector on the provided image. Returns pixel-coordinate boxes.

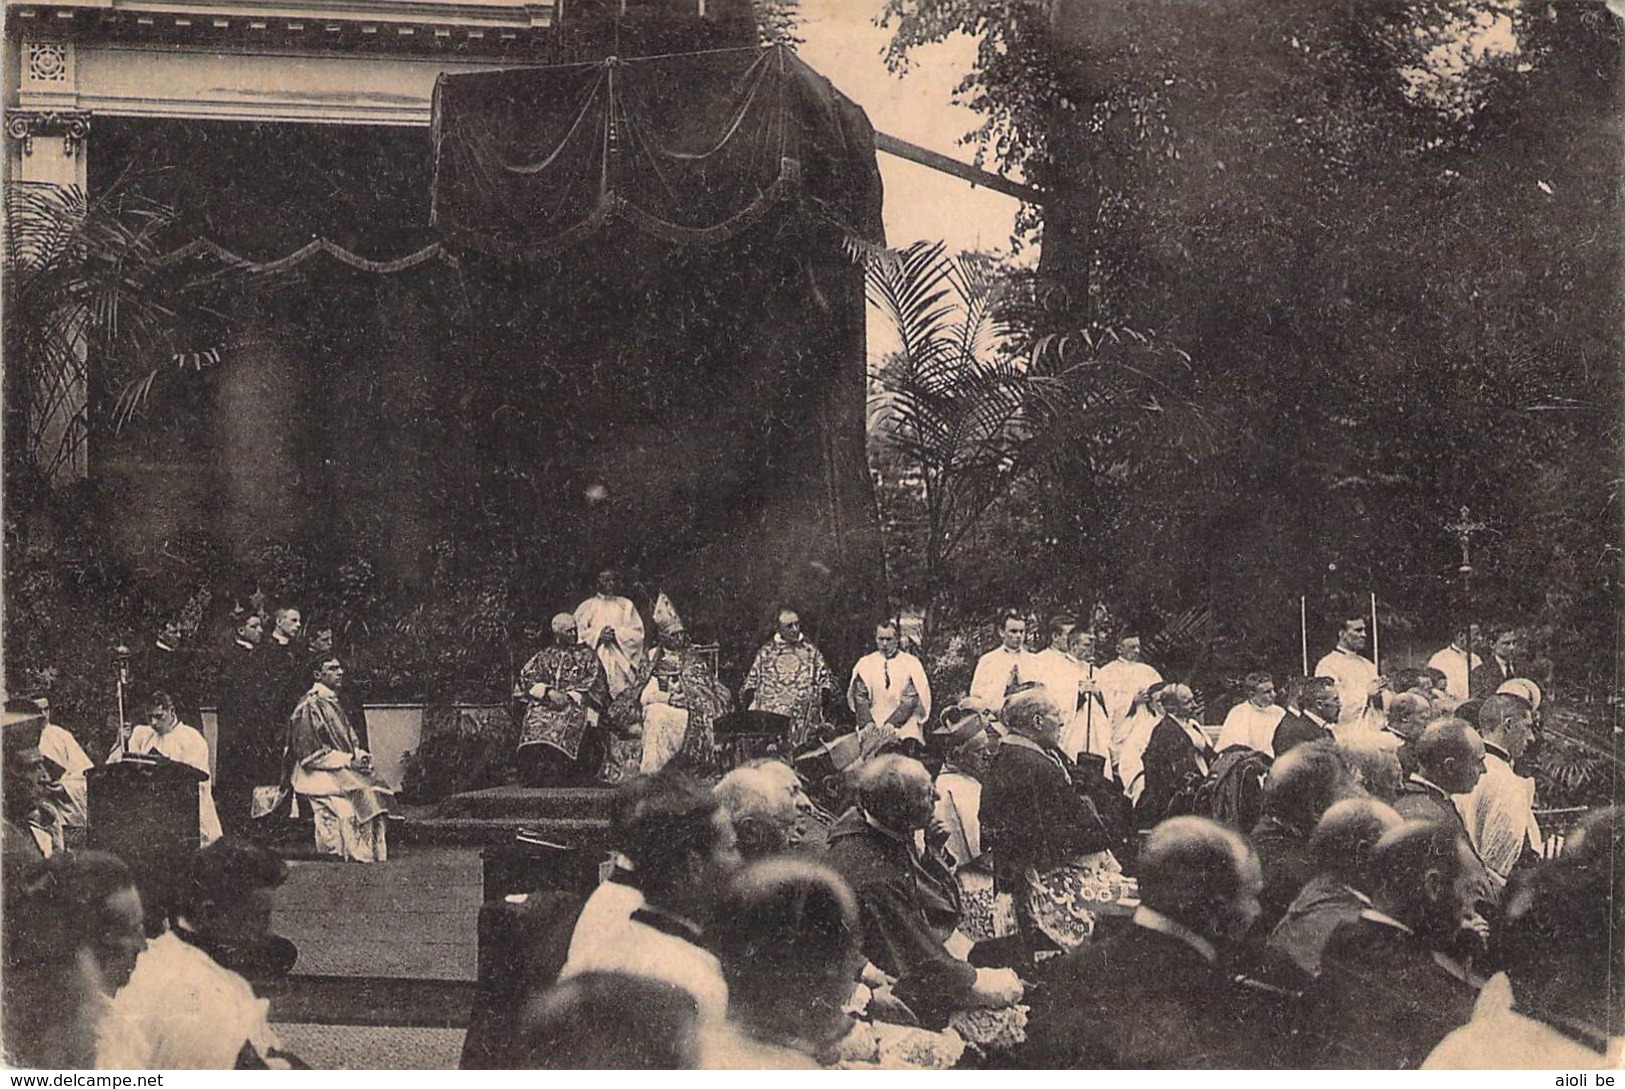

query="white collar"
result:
[1305,710,1331,728]
[235,638,256,651]
[1132,906,1218,963]
[271,632,291,645]
[311,682,338,699]
[1359,907,1414,935]
[773,634,807,648]
[1408,772,1448,796]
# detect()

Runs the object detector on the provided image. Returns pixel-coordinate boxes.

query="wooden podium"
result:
[87,756,205,933]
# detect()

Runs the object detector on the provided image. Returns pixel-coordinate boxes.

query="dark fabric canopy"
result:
[90,48,888,683]
[431,44,884,257]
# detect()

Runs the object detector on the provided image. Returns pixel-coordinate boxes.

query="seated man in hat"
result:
[3,701,62,869]
[638,600,731,776]
[931,707,1008,943]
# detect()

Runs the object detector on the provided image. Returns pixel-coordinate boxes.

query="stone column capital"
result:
[6,109,92,157]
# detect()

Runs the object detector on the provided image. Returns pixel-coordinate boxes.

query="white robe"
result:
[639,675,689,774]
[40,721,92,826]
[848,650,933,742]
[1455,750,1541,878]
[1095,658,1163,759]
[933,771,982,867]
[1215,701,1286,756]
[106,931,285,1069]
[111,723,222,846]
[575,593,647,699]
[967,646,1036,713]
[1026,648,1109,762]
[1427,645,1482,702]
[1314,647,1379,729]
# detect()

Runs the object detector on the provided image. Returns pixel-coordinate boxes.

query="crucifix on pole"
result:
[1445,505,1488,678]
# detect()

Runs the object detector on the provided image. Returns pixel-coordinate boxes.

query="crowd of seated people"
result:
[2,606,1615,1071]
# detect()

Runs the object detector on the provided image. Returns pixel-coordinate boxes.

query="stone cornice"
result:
[6,0,560,40]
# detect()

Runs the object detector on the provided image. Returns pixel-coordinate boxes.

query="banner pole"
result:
[1370,591,1381,673]
[1300,597,1309,676]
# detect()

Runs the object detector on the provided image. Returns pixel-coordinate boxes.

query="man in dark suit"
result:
[1305,821,1481,1068]
[824,754,1023,1028]
[1250,743,1361,932]
[261,606,308,723]
[1271,676,1339,755]
[1393,720,1487,835]
[1468,627,1520,698]
[1392,718,1494,908]
[1133,684,1213,828]
[1022,816,1298,1068]
[1265,797,1402,981]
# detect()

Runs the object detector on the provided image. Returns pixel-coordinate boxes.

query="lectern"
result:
[87,755,205,933]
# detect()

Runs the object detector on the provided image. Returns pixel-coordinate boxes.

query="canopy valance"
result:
[429,44,884,258]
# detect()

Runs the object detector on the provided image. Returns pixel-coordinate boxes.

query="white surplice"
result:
[1314,646,1378,729]
[575,593,647,699]
[848,650,933,742]
[1215,701,1286,756]
[967,646,1037,713]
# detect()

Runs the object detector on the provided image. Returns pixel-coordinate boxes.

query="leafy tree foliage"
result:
[879,1,1621,723]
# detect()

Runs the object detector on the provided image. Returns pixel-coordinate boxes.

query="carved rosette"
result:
[6,110,92,157]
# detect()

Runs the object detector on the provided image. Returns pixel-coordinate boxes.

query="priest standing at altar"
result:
[575,569,647,700]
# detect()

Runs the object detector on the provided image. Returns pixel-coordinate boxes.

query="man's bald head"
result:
[1385,692,1432,741]
[1368,820,1477,946]
[1260,743,1361,832]
[715,766,801,860]
[712,857,862,1054]
[1336,742,1403,803]
[1002,687,1063,745]
[1412,717,1487,795]
[1137,816,1262,945]
[854,754,935,833]
[1310,798,1403,886]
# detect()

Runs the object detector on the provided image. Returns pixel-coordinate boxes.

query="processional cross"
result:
[1444,506,1488,666]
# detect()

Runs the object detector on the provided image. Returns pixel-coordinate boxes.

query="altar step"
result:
[393,813,611,848]
[423,786,617,820]
[393,786,618,848]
